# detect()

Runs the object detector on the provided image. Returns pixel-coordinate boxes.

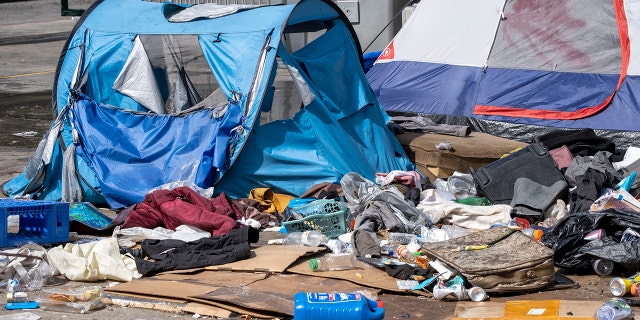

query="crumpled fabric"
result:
[390,115,471,137]
[232,198,279,229]
[375,170,423,192]
[299,182,344,199]
[354,200,412,233]
[113,224,212,248]
[351,229,381,258]
[134,226,257,276]
[564,151,623,187]
[47,237,140,282]
[416,201,512,230]
[249,188,293,213]
[510,178,569,221]
[122,186,242,237]
[340,172,426,232]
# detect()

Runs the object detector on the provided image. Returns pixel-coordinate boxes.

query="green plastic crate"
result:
[282,206,349,239]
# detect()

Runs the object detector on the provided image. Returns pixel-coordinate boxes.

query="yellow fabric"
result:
[249,188,294,213]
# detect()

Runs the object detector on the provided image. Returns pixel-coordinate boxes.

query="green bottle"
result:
[454,197,492,206]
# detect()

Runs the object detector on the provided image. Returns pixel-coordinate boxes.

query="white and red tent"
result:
[367,0,640,132]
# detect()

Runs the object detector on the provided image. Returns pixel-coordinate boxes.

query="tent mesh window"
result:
[106,34,224,115]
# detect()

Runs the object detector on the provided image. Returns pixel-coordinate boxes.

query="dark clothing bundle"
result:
[122,186,242,236]
[389,115,471,137]
[134,226,259,276]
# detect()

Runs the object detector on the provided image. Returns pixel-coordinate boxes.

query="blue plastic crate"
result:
[0,199,70,248]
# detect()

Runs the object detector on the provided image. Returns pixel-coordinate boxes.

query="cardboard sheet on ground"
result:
[286,254,424,295]
[204,245,325,272]
[105,271,267,300]
[452,300,601,320]
[152,270,268,287]
[187,297,281,319]
[193,273,374,317]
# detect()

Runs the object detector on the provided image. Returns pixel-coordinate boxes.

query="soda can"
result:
[584,229,605,241]
[467,287,489,302]
[610,277,634,297]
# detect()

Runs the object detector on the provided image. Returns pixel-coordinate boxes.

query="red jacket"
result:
[122,187,242,236]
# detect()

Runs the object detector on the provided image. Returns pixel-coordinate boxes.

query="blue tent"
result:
[3,0,415,208]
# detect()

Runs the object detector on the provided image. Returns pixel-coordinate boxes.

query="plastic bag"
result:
[0,243,54,291]
[38,286,106,314]
[340,172,426,232]
[542,209,640,272]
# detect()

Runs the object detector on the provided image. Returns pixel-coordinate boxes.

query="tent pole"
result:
[362,0,416,53]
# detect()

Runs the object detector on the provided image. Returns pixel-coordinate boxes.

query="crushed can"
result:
[293,292,384,320]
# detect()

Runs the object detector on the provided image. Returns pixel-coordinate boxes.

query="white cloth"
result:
[47,237,140,282]
[417,201,512,230]
[114,224,211,248]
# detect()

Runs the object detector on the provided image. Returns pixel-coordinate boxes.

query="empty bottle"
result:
[593,258,615,276]
[454,197,492,206]
[396,245,417,263]
[283,231,328,247]
[521,228,544,241]
[595,298,631,320]
[309,253,358,271]
[388,232,418,245]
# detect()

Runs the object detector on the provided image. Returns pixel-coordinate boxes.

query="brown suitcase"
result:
[421,227,555,292]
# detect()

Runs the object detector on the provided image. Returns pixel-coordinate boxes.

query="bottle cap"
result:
[308,258,319,271]
[533,229,544,241]
[631,283,640,296]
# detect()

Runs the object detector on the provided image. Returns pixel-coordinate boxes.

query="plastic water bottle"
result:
[593,258,615,276]
[388,232,418,245]
[283,231,327,247]
[309,253,358,271]
[595,298,631,320]
[293,292,384,320]
[521,228,544,241]
[396,245,417,263]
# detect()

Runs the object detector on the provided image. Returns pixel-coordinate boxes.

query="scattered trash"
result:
[282,231,328,247]
[308,253,358,272]
[37,286,106,314]
[435,141,453,150]
[609,273,640,297]
[595,298,631,320]
[12,131,37,137]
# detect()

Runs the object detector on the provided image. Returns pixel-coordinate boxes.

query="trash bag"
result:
[541,209,640,272]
